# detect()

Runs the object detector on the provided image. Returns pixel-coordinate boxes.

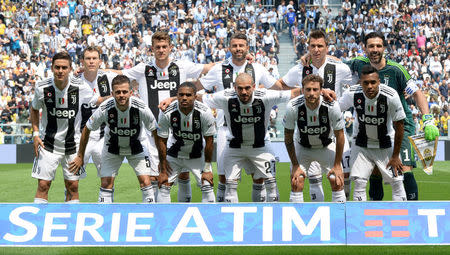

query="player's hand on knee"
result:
[68,155,83,174]
[33,136,44,157]
[158,171,169,188]
[386,156,403,177]
[201,172,214,186]
[291,164,305,191]
[328,165,344,190]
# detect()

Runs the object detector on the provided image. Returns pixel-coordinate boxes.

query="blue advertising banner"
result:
[0,203,346,246]
[346,202,450,245]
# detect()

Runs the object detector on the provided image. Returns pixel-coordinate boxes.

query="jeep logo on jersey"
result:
[234,115,262,123]
[111,127,138,136]
[49,108,76,118]
[150,80,177,90]
[299,126,328,135]
[358,114,385,125]
[175,130,201,141]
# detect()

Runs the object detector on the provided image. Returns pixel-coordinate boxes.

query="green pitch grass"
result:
[0,161,449,254]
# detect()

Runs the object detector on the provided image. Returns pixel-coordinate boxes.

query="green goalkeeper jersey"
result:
[346,56,415,134]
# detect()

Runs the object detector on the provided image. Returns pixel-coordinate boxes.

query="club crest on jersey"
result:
[71,94,77,104]
[100,82,109,94]
[380,104,385,113]
[133,116,139,125]
[169,65,178,76]
[194,119,200,129]
[322,116,328,123]
[326,71,334,83]
[255,105,262,114]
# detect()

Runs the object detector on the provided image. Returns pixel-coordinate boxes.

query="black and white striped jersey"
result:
[283,95,344,148]
[79,70,117,140]
[31,76,98,155]
[339,84,406,148]
[157,100,216,159]
[86,96,157,155]
[203,88,291,148]
[122,59,203,121]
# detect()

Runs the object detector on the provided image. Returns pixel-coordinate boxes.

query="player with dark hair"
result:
[339,66,407,201]
[69,75,158,203]
[157,82,216,203]
[31,51,99,203]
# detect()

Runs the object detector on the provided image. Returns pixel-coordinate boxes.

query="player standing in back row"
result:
[31,51,99,203]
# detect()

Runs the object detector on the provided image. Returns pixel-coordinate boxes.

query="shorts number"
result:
[264,160,276,175]
[145,156,151,168]
[402,149,410,162]
[341,155,350,169]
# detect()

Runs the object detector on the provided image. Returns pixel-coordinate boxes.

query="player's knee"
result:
[37,180,51,193]
[138,175,151,187]
[253,178,264,184]
[344,172,350,178]
[178,172,190,180]
[65,180,78,194]
[372,166,382,176]
[149,176,158,182]
[218,175,226,184]
[353,177,367,191]
[101,177,114,189]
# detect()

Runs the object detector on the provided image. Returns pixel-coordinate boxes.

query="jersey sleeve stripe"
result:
[354,56,370,63]
[387,60,411,80]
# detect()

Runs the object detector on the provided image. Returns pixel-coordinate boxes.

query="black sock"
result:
[403,172,418,200]
[369,175,384,201]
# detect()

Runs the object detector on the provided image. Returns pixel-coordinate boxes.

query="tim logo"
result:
[364,209,410,238]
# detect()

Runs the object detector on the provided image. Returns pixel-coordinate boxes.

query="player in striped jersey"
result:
[283,74,346,202]
[157,82,216,203]
[79,46,117,177]
[338,66,407,201]
[31,52,99,203]
[108,31,213,202]
[69,75,158,203]
[201,73,300,202]
[281,30,353,201]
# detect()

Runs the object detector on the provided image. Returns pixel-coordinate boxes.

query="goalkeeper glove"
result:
[422,114,439,141]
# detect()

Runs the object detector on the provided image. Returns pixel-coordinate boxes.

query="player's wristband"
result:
[203,162,212,173]
[33,131,40,137]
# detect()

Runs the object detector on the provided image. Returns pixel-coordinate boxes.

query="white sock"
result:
[264,177,279,202]
[252,183,265,202]
[141,185,155,203]
[66,199,79,203]
[391,180,407,201]
[178,178,192,202]
[157,185,171,203]
[34,198,48,204]
[289,191,304,202]
[331,190,346,202]
[151,181,159,202]
[309,177,324,202]
[201,180,215,203]
[98,187,114,203]
[216,182,226,202]
[225,180,238,203]
[353,178,368,201]
[344,177,351,200]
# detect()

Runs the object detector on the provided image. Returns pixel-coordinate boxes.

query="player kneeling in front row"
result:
[70,75,158,203]
[157,82,216,203]
[338,66,407,201]
[284,74,346,202]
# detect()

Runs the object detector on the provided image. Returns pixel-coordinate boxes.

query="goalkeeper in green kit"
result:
[343,32,439,200]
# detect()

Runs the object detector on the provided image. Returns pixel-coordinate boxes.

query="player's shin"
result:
[98,187,114,203]
[151,180,159,202]
[225,180,239,203]
[264,177,279,202]
[391,180,407,201]
[201,180,215,203]
[141,185,155,203]
[344,176,351,199]
[309,176,324,202]
[331,190,346,202]
[177,178,192,202]
[368,174,384,200]
[353,177,368,201]
[403,171,418,200]
[157,185,171,203]
[252,183,265,202]
[216,181,226,202]
[289,191,304,202]
[34,198,48,203]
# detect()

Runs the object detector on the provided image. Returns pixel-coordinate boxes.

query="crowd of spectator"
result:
[0,0,448,143]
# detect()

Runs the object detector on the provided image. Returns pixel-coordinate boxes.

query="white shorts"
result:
[296,142,338,177]
[216,126,227,175]
[31,147,86,181]
[350,145,404,183]
[342,134,351,174]
[223,146,276,181]
[83,137,103,176]
[100,148,155,178]
[143,133,159,176]
[167,155,203,186]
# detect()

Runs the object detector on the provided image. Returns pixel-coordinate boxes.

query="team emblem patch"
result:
[322,116,328,123]
[169,65,178,76]
[326,71,334,83]
[357,99,362,104]
[47,92,52,97]
[71,94,77,104]
[300,111,304,116]
[194,119,200,129]
[133,116,139,125]
[148,68,155,77]
[225,68,231,74]
[380,104,385,113]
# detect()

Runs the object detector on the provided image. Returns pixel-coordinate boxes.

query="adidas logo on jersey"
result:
[299,126,327,135]
[175,130,201,141]
[111,127,138,136]
[358,114,385,125]
[150,80,177,90]
[49,108,76,118]
[234,115,261,123]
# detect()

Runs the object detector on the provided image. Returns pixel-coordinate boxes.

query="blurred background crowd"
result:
[0,0,448,143]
